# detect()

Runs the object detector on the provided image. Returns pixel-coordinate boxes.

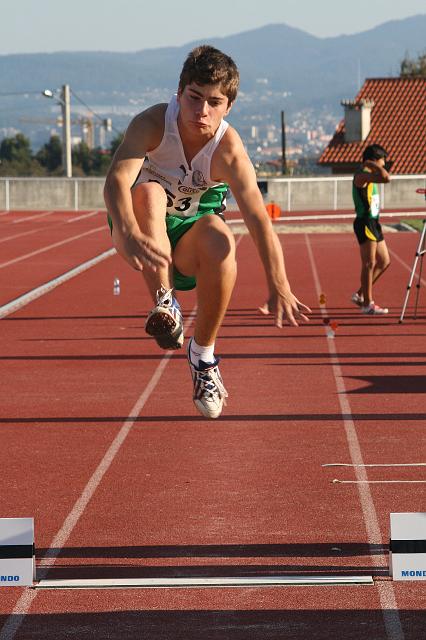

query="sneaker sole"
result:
[154,331,184,350]
[145,310,184,350]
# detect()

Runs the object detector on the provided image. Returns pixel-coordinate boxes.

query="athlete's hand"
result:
[260,288,311,327]
[114,229,171,272]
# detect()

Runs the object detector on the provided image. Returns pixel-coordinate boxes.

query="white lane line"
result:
[0,226,105,269]
[0,236,247,637]
[0,210,10,216]
[0,212,101,244]
[0,249,116,319]
[305,234,405,640]
[67,210,100,223]
[0,354,175,637]
[324,463,426,468]
[333,480,426,485]
[12,210,55,224]
[0,310,197,640]
[228,211,426,225]
[36,575,374,589]
[0,225,62,245]
[0,226,46,244]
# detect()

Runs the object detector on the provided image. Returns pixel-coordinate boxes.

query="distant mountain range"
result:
[1,14,425,128]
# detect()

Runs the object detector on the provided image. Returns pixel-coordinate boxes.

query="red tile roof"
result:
[318,78,426,174]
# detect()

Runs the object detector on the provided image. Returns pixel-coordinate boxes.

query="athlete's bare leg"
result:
[173,214,237,346]
[372,239,391,284]
[357,239,390,302]
[359,240,377,305]
[128,181,173,301]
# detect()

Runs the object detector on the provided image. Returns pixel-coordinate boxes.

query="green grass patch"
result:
[403,218,425,232]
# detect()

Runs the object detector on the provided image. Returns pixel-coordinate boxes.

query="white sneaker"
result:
[187,339,228,419]
[361,301,389,315]
[351,292,364,307]
[145,286,184,349]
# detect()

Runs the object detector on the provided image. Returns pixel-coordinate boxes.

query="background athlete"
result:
[351,144,391,315]
[104,45,311,419]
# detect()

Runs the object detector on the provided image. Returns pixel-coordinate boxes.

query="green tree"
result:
[36,135,62,173]
[72,141,93,175]
[400,51,426,78]
[90,148,112,176]
[72,143,114,176]
[0,133,32,164]
[0,158,45,177]
[0,130,123,177]
[0,133,44,176]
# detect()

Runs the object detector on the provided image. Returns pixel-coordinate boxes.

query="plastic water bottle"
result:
[113,277,120,296]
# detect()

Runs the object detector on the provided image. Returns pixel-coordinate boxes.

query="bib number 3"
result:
[149,180,192,213]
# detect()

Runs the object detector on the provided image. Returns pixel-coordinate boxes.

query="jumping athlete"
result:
[351,144,391,315]
[104,45,311,419]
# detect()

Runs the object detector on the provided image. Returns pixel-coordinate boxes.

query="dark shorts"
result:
[107,211,223,291]
[353,217,384,245]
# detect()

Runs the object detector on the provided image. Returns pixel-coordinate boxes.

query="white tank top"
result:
[134,95,229,218]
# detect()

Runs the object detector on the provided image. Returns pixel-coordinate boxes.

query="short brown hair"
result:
[179,45,240,104]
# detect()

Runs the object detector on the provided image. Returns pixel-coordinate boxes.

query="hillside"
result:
[1,14,425,110]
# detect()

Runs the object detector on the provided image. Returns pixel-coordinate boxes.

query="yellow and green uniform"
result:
[352,170,384,244]
[353,169,380,220]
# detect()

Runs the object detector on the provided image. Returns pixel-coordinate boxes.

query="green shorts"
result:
[107,211,221,291]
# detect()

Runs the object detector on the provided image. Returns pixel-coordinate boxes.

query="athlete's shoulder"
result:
[212,125,253,182]
[216,125,247,163]
[221,124,244,148]
[132,103,167,130]
[126,103,168,152]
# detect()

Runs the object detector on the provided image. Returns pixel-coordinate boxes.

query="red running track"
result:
[0,210,425,639]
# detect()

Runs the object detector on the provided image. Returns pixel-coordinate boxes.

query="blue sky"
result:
[2,0,425,54]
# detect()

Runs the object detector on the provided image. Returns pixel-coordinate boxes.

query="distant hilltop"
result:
[1,14,425,111]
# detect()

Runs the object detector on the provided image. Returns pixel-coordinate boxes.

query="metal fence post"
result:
[5,179,10,211]
[74,180,79,211]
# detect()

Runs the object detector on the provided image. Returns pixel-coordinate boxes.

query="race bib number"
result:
[148,180,193,215]
[370,193,380,218]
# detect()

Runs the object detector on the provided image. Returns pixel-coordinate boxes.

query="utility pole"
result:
[61,84,72,178]
[281,110,287,175]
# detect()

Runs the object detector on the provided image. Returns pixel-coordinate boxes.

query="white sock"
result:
[190,338,215,366]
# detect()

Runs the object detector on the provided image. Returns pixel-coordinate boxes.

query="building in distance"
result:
[318,78,426,175]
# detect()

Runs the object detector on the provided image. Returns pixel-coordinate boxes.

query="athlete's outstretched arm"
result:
[216,131,311,327]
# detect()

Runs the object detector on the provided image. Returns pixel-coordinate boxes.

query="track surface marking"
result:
[0,211,425,639]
